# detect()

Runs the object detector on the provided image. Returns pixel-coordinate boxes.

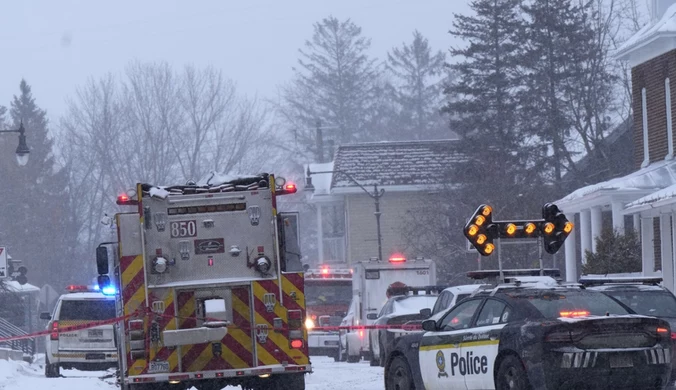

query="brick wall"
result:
[345,191,423,265]
[632,49,676,169]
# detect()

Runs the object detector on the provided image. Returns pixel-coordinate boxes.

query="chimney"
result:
[652,0,676,21]
[315,119,325,163]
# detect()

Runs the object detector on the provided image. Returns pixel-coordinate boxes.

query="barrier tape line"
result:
[0,307,422,343]
[0,308,146,343]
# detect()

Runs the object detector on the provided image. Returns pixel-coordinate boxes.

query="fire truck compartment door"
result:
[117,213,143,256]
[163,327,228,347]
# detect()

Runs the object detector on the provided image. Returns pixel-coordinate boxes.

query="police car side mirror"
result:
[420,308,432,319]
[366,313,378,320]
[39,312,51,320]
[421,319,437,332]
[96,246,109,275]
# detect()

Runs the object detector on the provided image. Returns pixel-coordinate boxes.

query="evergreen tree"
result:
[0,80,76,287]
[279,16,382,158]
[385,30,447,141]
[520,0,596,193]
[443,0,543,220]
[582,228,641,274]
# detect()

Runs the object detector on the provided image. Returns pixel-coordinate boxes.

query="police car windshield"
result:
[59,300,116,321]
[603,291,676,317]
[513,290,629,319]
[304,281,352,306]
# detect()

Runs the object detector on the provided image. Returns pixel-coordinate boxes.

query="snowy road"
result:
[0,355,384,390]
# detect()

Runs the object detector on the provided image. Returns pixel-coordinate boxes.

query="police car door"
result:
[419,298,483,390]
[461,298,511,389]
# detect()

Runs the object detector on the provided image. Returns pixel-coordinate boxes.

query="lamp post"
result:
[305,167,385,262]
[0,122,30,166]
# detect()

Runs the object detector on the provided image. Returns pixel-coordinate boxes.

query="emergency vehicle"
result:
[303,265,352,360]
[95,173,310,390]
[341,254,436,363]
[40,284,117,377]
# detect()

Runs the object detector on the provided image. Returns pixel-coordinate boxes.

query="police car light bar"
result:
[386,285,448,297]
[578,276,663,287]
[467,268,561,280]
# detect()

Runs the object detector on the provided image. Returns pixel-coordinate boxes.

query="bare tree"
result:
[58,62,269,269]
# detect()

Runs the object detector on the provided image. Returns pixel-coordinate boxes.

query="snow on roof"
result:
[557,159,676,204]
[331,139,462,188]
[624,181,676,209]
[196,171,262,187]
[2,280,39,293]
[615,3,676,60]
[305,161,334,196]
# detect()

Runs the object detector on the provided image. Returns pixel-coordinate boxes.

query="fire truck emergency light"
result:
[389,254,406,263]
[276,180,298,195]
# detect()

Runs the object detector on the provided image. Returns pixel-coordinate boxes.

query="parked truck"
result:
[94,173,310,390]
[340,254,436,363]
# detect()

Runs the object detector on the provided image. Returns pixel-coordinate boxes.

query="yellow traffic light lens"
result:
[524,222,536,234]
[544,222,555,234]
[484,243,495,254]
[481,205,492,217]
[505,223,517,236]
[563,221,574,233]
[475,215,486,226]
[476,234,487,245]
[468,224,479,236]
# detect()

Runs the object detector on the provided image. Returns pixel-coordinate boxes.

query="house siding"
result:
[345,191,423,265]
[632,50,675,169]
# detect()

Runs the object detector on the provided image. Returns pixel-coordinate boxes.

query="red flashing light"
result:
[559,310,590,318]
[321,268,329,275]
[285,183,297,193]
[657,327,669,334]
[359,330,364,338]
[389,254,406,263]
[66,285,89,292]
[671,332,676,340]
[290,339,303,349]
[116,193,138,205]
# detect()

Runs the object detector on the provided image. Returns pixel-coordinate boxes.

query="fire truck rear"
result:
[304,265,352,360]
[95,174,310,390]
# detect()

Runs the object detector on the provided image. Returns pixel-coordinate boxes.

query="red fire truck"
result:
[304,265,352,361]
[95,173,310,390]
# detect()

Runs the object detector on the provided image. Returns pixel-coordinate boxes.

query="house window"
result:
[667,78,674,160]
[642,87,650,167]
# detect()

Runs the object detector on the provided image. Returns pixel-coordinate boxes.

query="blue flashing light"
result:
[101,286,117,296]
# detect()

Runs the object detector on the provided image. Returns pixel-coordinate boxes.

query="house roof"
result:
[614,3,676,62]
[624,180,676,212]
[331,140,462,190]
[556,159,676,211]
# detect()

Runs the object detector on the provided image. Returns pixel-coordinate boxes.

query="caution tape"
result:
[0,308,145,343]
[0,307,422,344]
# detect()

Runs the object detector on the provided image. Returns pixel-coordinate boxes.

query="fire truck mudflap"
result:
[98,174,310,390]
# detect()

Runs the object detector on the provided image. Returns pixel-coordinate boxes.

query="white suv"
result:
[40,285,118,377]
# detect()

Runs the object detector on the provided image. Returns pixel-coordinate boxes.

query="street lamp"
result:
[305,167,385,262]
[0,122,29,166]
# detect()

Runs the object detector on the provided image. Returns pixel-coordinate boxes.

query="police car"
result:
[40,284,118,377]
[384,278,673,390]
[580,275,676,380]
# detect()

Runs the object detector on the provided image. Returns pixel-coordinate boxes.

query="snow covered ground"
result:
[0,355,383,390]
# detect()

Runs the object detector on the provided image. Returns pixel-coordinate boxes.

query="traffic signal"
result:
[463,204,498,256]
[541,203,574,254]
[498,220,541,239]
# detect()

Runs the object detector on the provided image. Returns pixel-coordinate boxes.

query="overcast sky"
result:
[0,0,472,123]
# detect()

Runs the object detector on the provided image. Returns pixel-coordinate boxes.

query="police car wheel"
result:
[386,356,415,390]
[44,356,59,378]
[496,355,530,390]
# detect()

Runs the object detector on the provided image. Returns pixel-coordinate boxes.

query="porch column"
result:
[611,201,625,234]
[633,214,641,233]
[641,217,656,276]
[564,220,577,282]
[580,209,592,264]
[590,206,603,253]
[660,214,674,291]
[317,204,324,264]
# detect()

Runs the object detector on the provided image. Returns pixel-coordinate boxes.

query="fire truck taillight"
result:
[291,339,303,349]
[50,321,59,340]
